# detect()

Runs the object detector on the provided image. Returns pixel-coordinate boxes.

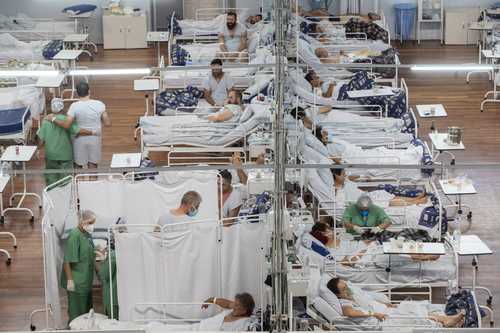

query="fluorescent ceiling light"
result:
[0,70,60,77]
[69,68,151,76]
[411,65,494,71]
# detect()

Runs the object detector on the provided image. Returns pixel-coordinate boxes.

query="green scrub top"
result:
[60,228,96,293]
[37,115,80,161]
[97,251,118,318]
[343,204,390,229]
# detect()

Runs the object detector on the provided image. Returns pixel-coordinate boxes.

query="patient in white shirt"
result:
[207,90,243,122]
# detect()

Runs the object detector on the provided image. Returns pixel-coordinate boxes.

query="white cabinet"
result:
[445,8,481,45]
[102,14,147,49]
[417,0,444,43]
[183,0,220,19]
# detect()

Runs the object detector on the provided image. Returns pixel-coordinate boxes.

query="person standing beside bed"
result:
[203,58,234,107]
[219,170,243,223]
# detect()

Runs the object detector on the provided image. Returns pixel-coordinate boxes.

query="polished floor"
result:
[1,42,500,330]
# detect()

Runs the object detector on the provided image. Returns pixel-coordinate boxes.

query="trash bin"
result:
[394,3,417,41]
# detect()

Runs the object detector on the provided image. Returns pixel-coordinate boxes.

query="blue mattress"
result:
[0,107,30,135]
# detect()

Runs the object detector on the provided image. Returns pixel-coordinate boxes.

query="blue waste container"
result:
[394,3,417,41]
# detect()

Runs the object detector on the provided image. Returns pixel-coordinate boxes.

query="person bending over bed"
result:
[305,71,335,98]
[201,293,255,331]
[325,277,464,327]
[218,11,248,62]
[204,58,234,106]
[207,90,243,122]
[343,195,391,235]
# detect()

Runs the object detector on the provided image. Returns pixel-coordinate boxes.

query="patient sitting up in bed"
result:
[207,90,243,122]
[201,293,255,331]
[218,11,248,62]
[305,71,336,98]
[325,277,464,327]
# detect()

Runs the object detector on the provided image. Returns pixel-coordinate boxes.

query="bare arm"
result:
[342,306,387,321]
[52,115,74,130]
[203,297,234,309]
[204,89,217,106]
[78,128,93,136]
[318,106,332,114]
[101,111,111,127]
[323,83,335,98]
[207,108,234,122]
[219,34,228,52]
[238,31,247,51]
[232,153,248,184]
[63,262,73,281]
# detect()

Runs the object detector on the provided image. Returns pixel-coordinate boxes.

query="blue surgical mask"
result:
[327,131,334,143]
[360,210,369,218]
[187,208,198,217]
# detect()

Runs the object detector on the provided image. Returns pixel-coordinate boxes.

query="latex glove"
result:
[352,225,364,234]
[67,279,75,292]
[371,226,382,234]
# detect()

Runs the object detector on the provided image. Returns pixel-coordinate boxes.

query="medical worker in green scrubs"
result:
[343,194,392,234]
[37,98,93,186]
[96,249,118,319]
[60,210,97,323]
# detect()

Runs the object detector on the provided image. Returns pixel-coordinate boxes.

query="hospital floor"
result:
[1,42,500,330]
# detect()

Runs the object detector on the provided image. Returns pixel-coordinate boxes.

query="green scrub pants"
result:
[67,291,93,323]
[45,159,73,186]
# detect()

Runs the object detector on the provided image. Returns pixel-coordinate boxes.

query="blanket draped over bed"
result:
[338,71,414,133]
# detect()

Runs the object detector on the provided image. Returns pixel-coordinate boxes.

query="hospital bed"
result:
[0,34,49,63]
[297,269,483,330]
[136,103,272,161]
[0,15,75,41]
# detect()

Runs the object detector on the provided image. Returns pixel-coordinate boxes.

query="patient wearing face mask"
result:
[158,191,202,226]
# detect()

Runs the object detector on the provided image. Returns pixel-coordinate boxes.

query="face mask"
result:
[83,224,94,234]
[327,131,334,143]
[360,210,369,218]
[187,208,198,217]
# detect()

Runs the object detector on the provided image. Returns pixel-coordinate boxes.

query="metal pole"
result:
[271,0,288,330]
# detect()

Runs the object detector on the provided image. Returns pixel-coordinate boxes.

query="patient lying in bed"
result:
[207,90,243,122]
[323,277,464,327]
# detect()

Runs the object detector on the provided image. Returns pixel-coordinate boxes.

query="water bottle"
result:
[452,217,461,249]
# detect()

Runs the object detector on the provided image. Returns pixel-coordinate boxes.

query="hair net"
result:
[79,210,96,225]
[51,98,64,113]
[356,194,372,209]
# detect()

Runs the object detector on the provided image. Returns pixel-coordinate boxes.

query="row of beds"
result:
[0,14,79,144]
[282,11,488,331]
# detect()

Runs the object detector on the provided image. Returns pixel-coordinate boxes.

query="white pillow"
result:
[290,69,312,92]
[313,296,343,321]
[305,131,329,157]
[319,275,343,315]
[307,266,322,299]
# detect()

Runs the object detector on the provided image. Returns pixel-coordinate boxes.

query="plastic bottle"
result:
[452,216,461,249]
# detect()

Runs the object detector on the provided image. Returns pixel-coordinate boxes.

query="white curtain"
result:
[115,222,267,322]
[42,182,77,329]
[78,172,219,228]
[116,223,220,321]
[340,0,377,15]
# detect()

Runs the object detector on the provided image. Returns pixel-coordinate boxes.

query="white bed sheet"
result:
[1,21,75,41]
[0,85,45,119]
[0,33,46,63]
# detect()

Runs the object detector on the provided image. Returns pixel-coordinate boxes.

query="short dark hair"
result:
[311,222,328,233]
[227,11,237,19]
[305,72,315,83]
[211,58,223,66]
[76,81,90,97]
[326,277,341,296]
[220,169,232,183]
[290,106,306,120]
[314,126,323,143]
[235,293,255,316]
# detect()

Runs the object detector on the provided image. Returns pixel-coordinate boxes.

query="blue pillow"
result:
[62,4,97,15]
